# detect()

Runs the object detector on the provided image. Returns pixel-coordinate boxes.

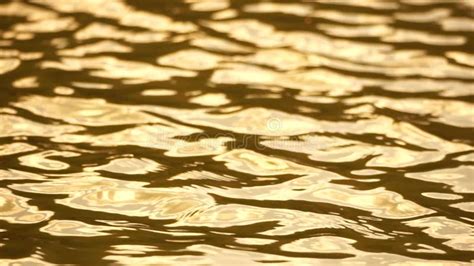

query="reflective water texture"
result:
[0,0,474,264]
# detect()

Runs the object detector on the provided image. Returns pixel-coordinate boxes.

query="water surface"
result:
[0,0,474,264]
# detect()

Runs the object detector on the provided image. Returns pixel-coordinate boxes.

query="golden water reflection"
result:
[0,0,473,264]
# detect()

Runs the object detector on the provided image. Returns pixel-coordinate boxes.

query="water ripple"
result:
[0,0,473,264]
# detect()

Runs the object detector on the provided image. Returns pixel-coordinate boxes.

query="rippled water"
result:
[1,0,474,264]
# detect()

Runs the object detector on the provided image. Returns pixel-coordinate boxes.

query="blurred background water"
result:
[0,0,473,264]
